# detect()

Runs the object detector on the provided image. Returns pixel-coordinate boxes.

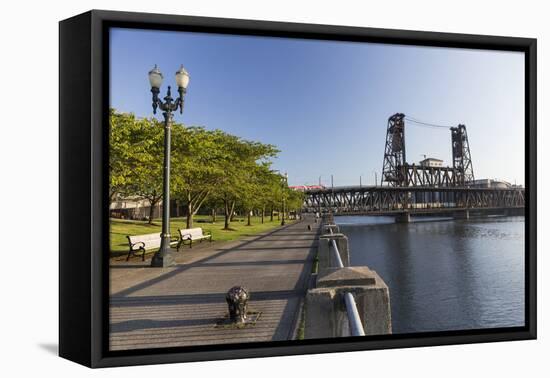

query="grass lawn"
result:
[110,214,294,257]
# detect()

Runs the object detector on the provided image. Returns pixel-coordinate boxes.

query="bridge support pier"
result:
[504,208,524,216]
[305,266,392,338]
[318,233,349,272]
[395,212,410,223]
[454,210,470,220]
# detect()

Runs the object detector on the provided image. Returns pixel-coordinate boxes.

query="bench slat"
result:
[128,233,162,244]
[126,232,178,261]
[177,228,212,252]
[127,233,178,250]
[179,227,211,240]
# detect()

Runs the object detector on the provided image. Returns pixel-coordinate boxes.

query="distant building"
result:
[471,179,512,189]
[289,185,326,191]
[419,158,444,168]
[110,197,192,220]
[110,196,162,220]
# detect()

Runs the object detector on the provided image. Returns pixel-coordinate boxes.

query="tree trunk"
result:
[212,208,216,223]
[223,199,231,230]
[148,200,156,224]
[224,214,230,229]
[247,210,251,226]
[270,206,274,222]
[109,190,118,206]
[261,206,265,224]
[186,202,193,229]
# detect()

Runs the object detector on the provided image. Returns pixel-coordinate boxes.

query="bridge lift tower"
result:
[381,113,407,186]
[381,113,474,187]
[451,124,475,186]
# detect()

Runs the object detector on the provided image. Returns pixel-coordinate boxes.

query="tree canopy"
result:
[109,109,303,228]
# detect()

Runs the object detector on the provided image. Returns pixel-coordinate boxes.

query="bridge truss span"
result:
[402,164,456,187]
[303,186,525,215]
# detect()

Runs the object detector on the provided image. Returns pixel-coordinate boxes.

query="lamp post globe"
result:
[175,65,190,90]
[148,64,189,268]
[148,64,164,88]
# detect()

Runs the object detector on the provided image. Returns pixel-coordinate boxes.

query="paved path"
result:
[109,220,320,350]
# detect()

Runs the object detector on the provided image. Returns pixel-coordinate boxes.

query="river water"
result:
[336,215,525,334]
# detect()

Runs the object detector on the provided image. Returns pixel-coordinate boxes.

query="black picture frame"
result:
[59,9,537,368]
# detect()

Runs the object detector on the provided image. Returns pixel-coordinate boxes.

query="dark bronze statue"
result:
[226,286,250,324]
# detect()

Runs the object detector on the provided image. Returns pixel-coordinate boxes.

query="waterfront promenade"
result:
[109,219,320,350]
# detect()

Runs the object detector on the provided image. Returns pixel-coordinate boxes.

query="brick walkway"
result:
[109,219,320,350]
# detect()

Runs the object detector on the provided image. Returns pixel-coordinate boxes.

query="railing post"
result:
[322,224,340,234]
[305,266,392,338]
[318,233,349,273]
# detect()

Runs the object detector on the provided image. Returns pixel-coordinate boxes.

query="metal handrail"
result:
[327,228,366,336]
[330,238,344,268]
[344,292,365,336]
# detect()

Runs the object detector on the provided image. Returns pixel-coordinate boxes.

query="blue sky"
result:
[110,28,525,186]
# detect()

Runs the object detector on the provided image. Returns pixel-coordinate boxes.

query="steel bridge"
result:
[301,112,525,219]
[303,185,525,218]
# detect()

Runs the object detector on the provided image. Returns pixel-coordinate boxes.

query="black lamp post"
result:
[281,172,288,226]
[148,64,190,268]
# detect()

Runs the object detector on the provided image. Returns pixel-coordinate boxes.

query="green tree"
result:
[211,137,279,230]
[123,116,164,224]
[238,163,275,226]
[109,109,149,204]
[286,187,305,216]
[254,168,286,224]
[109,109,287,230]
[171,127,230,229]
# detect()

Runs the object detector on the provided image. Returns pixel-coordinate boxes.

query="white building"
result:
[110,196,162,220]
[419,158,444,168]
[471,179,512,189]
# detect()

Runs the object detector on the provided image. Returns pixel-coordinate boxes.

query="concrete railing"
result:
[305,217,392,338]
[327,227,365,336]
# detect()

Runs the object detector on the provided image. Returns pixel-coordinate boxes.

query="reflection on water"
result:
[337,215,525,334]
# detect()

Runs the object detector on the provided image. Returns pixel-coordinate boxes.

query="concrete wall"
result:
[305,266,392,338]
[317,233,350,272]
[305,227,392,339]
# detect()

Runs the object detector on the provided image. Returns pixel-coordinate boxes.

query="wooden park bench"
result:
[177,227,212,250]
[126,233,178,261]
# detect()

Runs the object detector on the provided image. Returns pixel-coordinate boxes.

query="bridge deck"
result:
[109,220,319,350]
[326,206,525,216]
